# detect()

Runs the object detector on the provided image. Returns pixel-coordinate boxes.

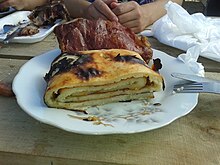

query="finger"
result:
[112,2,135,16]
[92,11,108,20]
[110,2,119,9]
[93,0,118,21]
[122,20,143,33]
[103,0,118,6]
[122,19,144,33]
[130,27,142,34]
[85,11,94,20]
[85,5,96,19]
[117,9,138,24]
[88,5,108,20]
[121,19,138,29]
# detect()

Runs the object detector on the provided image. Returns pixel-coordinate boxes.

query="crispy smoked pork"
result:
[28,0,70,26]
[54,18,153,63]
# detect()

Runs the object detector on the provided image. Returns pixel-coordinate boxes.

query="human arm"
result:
[64,0,118,21]
[111,0,183,33]
[0,0,47,10]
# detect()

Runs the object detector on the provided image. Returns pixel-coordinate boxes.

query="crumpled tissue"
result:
[141,1,220,75]
[177,45,204,76]
[156,1,220,62]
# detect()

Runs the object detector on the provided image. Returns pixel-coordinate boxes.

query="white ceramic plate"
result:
[0,11,59,43]
[13,49,198,135]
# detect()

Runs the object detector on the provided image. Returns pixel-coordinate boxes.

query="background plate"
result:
[0,11,59,43]
[12,49,198,135]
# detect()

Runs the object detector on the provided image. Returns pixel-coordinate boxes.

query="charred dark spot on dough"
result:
[51,91,59,99]
[75,67,102,80]
[153,103,161,106]
[152,58,162,72]
[119,100,132,102]
[74,54,93,66]
[162,79,165,91]
[114,54,146,66]
[145,76,157,90]
[44,52,93,82]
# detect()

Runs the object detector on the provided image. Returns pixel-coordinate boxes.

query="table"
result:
[0,34,220,165]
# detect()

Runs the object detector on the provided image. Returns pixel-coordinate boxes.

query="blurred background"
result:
[183,0,220,16]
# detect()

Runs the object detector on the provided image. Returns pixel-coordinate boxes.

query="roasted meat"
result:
[18,25,39,36]
[54,18,153,63]
[28,0,70,26]
[0,82,14,97]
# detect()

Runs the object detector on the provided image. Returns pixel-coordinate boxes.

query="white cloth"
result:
[141,1,220,75]
[152,1,220,62]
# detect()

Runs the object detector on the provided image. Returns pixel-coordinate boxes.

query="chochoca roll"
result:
[44,49,164,110]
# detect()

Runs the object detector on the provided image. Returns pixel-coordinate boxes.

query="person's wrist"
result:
[64,0,90,18]
[140,6,151,29]
[141,4,154,28]
[22,1,34,10]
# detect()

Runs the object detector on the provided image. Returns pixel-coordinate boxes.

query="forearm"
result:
[23,0,47,10]
[142,0,183,25]
[64,0,90,18]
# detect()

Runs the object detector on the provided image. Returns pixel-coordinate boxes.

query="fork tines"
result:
[173,82,203,93]
[173,82,205,94]
[173,82,220,94]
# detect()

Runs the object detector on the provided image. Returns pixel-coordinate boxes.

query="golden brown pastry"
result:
[44,49,164,110]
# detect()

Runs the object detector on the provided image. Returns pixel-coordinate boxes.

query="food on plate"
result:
[54,18,153,64]
[44,49,164,110]
[28,0,70,26]
[18,25,39,36]
[0,23,39,37]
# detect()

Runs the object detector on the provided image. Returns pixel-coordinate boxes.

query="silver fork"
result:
[173,82,220,94]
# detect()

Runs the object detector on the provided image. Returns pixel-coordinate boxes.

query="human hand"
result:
[83,0,118,21]
[111,1,150,33]
[0,0,27,10]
